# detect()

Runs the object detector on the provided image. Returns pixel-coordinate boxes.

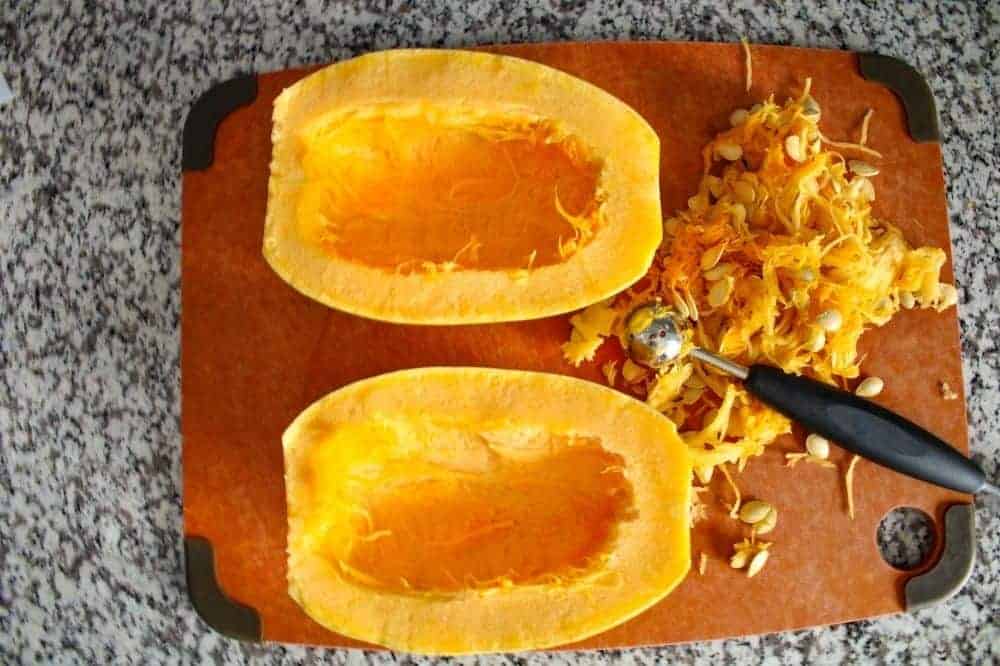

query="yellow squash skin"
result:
[264,49,662,324]
[283,368,691,654]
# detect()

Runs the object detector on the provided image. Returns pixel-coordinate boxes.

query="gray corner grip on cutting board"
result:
[182,74,259,171]
[185,536,262,641]
[857,53,940,143]
[904,503,976,611]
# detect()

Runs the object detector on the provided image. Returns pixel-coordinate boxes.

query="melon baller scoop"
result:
[625,301,999,498]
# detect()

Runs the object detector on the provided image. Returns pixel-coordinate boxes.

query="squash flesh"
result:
[264,50,662,324]
[299,417,633,593]
[284,368,691,654]
[296,105,603,272]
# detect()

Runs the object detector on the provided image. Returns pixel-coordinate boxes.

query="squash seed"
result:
[707,176,725,199]
[784,135,804,162]
[939,380,958,401]
[738,500,773,524]
[754,507,778,535]
[816,309,843,332]
[729,108,749,126]
[729,202,747,227]
[806,327,826,352]
[707,276,735,308]
[746,549,769,578]
[717,142,743,161]
[729,550,750,569]
[700,242,729,271]
[703,262,736,281]
[805,433,830,459]
[732,180,756,204]
[855,376,884,398]
[860,178,876,202]
[938,283,958,309]
[848,160,880,177]
[899,291,916,309]
[621,359,646,384]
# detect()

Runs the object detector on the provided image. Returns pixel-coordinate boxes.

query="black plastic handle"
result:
[745,365,985,494]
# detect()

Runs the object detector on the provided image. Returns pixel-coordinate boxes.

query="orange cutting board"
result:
[181,41,971,650]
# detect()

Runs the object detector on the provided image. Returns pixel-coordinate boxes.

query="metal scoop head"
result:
[624,302,685,369]
[626,302,750,379]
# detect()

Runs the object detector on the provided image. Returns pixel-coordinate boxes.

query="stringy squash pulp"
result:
[283,368,691,654]
[265,50,662,323]
[564,81,954,483]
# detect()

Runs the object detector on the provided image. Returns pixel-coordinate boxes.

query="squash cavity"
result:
[295,106,605,273]
[296,417,634,595]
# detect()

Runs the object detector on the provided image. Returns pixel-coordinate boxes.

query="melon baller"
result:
[625,301,999,498]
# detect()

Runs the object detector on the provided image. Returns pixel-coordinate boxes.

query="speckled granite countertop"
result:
[2,1,997,663]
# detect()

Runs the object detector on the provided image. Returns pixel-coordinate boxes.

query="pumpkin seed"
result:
[746,549,769,577]
[816,309,843,332]
[621,359,646,384]
[738,500,773,524]
[732,180,756,204]
[754,507,778,535]
[855,376,884,398]
[784,135,804,162]
[703,262,736,281]
[707,276,735,308]
[860,177,876,201]
[805,433,830,459]
[846,177,869,199]
[938,283,958,308]
[939,380,958,401]
[729,202,747,226]
[717,142,743,161]
[806,327,826,352]
[730,550,750,569]
[798,267,816,282]
[848,160,880,177]
[688,194,708,212]
[900,291,916,309]
[729,108,749,126]
[700,242,728,271]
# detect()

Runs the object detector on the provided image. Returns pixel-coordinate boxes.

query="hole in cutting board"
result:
[877,507,936,570]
